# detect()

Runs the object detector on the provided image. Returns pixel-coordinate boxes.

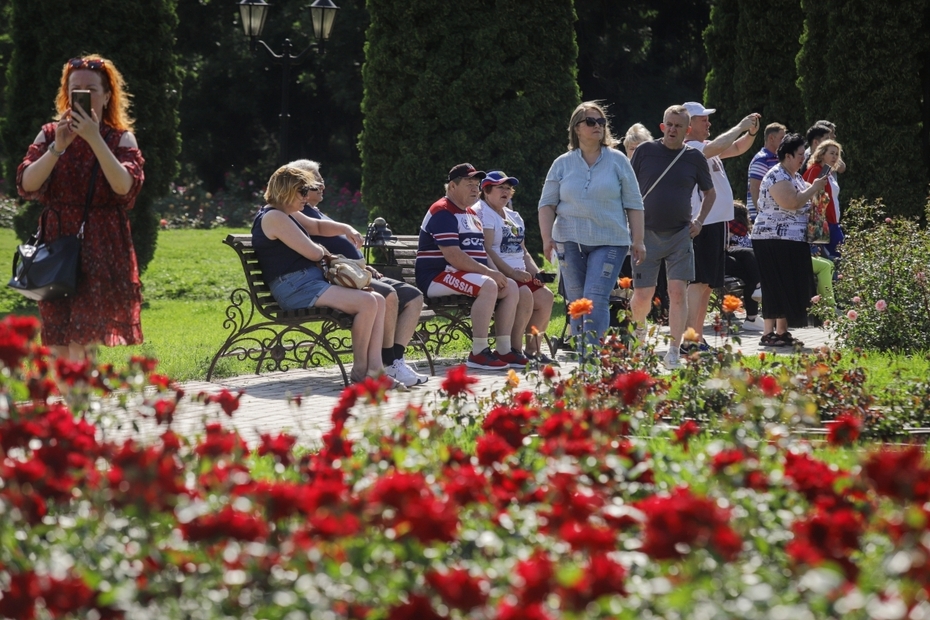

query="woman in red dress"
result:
[17,54,145,360]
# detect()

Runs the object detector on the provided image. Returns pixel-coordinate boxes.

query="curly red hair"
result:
[54,54,134,132]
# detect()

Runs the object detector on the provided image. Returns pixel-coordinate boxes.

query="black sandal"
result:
[760,332,779,346]
[773,332,804,347]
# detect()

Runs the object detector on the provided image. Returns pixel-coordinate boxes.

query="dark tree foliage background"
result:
[797,0,930,220]
[174,0,368,193]
[574,0,711,139]
[1,0,929,245]
[359,0,580,253]
[0,0,181,272]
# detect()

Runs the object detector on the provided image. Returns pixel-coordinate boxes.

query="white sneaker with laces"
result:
[400,358,429,385]
[663,347,681,369]
[741,316,764,332]
[752,286,762,302]
[385,358,420,388]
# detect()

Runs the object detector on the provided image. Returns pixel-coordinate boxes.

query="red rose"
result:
[442,364,479,397]
[425,567,488,611]
[827,412,862,446]
[476,434,516,466]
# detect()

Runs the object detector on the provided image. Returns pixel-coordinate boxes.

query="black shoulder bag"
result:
[8,159,101,301]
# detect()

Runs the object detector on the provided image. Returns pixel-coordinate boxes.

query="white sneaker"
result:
[634,325,648,346]
[663,348,681,369]
[400,358,429,385]
[741,316,765,332]
[752,286,762,302]
[385,358,421,388]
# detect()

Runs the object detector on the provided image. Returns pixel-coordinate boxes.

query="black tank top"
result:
[251,207,318,283]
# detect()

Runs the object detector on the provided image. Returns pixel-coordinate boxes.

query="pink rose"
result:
[875,299,887,312]
[811,295,821,304]
[885,218,893,224]
[846,310,858,321]
[851,296,861,304]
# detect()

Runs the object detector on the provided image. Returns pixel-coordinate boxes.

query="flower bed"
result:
[1,315,929,618]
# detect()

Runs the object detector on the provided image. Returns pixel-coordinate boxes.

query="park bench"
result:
[366,234,477,360]
[208,234,434,385]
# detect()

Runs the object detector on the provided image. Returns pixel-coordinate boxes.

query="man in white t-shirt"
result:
[682,102,761,349]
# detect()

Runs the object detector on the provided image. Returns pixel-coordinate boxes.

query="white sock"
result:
[496,335,511,354]
[472,337,489,355]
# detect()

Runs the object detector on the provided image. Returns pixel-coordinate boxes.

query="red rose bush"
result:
[0,316,929,618]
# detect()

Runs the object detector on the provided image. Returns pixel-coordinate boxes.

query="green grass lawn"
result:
[0,227,568,381]
[7,226,921,389]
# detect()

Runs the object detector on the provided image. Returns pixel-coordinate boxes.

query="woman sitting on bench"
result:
[252,164,394,386]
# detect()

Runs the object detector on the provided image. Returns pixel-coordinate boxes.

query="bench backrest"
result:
[224,234,347,322]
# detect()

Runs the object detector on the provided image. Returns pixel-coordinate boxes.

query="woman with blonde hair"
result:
[252,165,395,385]
[623,123,653,159]
[18,54,144,360]
[802,139,845,258]
[538,101,646,348]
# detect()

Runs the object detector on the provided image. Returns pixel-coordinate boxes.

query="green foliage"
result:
[703,0,740,131]
[0,0,182,273]
[360,0,580,254]
[826,199,930,352]
[575,1,711,134]
[798,1,930,219]
[173,0,369,189]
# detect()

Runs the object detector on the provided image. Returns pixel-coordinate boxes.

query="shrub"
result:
[825,199,930,352]
[4,315,930,617]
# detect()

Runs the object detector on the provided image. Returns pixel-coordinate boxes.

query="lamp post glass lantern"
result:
[237,0,340,164]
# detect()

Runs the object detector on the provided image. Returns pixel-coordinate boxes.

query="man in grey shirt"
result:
[630,104,715,369]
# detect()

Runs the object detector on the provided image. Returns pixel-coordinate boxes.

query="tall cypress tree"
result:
[798,0,929,219]
[359,0,580,253]
[703,0,744,199]
[0,0,181,272]
[732,0,805,133]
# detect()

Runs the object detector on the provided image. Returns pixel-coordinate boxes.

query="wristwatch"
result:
[48,141,66,157]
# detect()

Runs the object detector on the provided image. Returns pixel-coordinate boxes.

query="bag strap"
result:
[37,128,110,242]
[641,145,688,200]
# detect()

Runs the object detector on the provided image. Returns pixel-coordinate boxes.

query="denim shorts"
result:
[269,266,332,311]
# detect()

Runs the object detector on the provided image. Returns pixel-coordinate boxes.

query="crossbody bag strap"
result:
[641,145,688,200]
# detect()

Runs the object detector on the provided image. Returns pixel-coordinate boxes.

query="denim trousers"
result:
[557,242,628,347]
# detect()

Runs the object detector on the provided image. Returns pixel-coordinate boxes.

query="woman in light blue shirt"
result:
[539,101,646,346]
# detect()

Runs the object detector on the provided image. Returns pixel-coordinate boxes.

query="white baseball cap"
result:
[683,101,716,116]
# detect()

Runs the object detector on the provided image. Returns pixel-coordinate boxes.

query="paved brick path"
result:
[108,323,834,448]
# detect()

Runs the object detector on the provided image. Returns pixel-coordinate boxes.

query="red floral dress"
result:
[16,123,145,346]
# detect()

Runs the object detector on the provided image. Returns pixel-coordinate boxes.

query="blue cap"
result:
[481,170,520,189]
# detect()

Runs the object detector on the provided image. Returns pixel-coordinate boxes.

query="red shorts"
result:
[427,269,493,298]
[519,279,544,292]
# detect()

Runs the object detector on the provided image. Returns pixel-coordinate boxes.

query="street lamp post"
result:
[239,0,340,164]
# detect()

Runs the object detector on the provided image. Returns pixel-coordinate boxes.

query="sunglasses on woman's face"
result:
[578,116,607,127]
[298,186,311,197]
[69,58,105,70]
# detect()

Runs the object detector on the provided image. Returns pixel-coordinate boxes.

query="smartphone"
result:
[535,272,557,283]
[817,163,832,178]
[71,90,91,117]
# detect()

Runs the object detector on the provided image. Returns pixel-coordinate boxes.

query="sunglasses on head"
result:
[69,58,105,70]
[578,116,607,127]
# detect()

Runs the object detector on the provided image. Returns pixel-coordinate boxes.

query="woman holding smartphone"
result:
[17,54,145,361]
[802,139,844,258]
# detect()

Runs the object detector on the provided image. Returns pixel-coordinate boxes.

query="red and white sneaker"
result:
[466,348,508,370]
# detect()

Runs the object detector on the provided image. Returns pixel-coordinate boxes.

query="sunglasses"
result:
[578,116,607,127]
[298,185,324,198]
[68,58,105,70]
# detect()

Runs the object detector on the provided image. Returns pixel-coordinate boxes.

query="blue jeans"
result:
[557,242,628,347]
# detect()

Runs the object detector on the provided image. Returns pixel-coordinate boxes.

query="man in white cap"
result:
[681,102,761,348]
